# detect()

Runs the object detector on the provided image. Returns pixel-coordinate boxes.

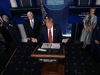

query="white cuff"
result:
[62,39,64,43]
[36,39,37,43]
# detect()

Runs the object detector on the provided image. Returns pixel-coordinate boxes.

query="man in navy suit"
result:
[32,17,68,43]
[25,11,41,41]
[88,24,100,62]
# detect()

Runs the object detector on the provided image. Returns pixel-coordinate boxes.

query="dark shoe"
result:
[94,58,99,63]
[87,54,93,59]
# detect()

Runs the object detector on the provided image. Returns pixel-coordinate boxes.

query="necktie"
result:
[31,20,34,29]
[49,29,53,43]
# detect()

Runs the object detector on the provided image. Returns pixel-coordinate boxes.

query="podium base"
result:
[41,63,65,75]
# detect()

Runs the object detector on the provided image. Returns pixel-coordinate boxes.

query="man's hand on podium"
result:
[32,38,37,42]
[62,38,69,43]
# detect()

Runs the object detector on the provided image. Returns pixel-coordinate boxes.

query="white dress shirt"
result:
[47,25,65,43]
[48,25,53,41]
[29,18,34,28]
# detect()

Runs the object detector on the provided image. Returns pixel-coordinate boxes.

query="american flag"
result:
[40,3,47,24]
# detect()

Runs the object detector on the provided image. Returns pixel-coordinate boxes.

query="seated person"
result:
[2,15,21,48]
[0,21,14,52]
[0,21,12,42]
[88,23,100,62]
[32,17,68,43]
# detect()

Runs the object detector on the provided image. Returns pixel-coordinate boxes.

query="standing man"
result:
[2,15,21,49]
[88,23,100,63]
[32,17,69,43]
[25,11,41,42]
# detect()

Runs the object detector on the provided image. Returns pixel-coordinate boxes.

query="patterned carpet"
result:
[1,42,100,75]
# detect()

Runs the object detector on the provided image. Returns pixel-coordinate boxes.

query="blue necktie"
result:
[31,20,34,29]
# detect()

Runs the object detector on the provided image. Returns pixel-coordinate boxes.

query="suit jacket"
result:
[3,19,17,32]
[0,26,5,33]
[93,24,100,43]
[3,19,20,41]
[25,18,41,38]
[37,24,63,43]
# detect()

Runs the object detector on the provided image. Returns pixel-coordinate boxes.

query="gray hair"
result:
[27,11,33,16]
[2,15,8,19]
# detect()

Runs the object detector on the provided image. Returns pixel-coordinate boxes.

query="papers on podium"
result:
[41,43,60,49]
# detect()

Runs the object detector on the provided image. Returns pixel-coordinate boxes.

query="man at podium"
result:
[32,17,68,43]
[31,17,67,75]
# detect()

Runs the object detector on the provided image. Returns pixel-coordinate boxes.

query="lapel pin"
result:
[54,29,56,30]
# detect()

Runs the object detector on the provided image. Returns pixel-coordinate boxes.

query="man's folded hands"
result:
[32,38,37,42]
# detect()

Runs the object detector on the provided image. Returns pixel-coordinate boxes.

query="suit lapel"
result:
[53,25,56,42]
[45,26,49,42]
[28,19,32,29]
[33,18,36,30]
[45,25,56,43]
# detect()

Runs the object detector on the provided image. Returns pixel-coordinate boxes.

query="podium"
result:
[31,43,65,75]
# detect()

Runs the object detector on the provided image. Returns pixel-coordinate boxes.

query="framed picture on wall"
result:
[95,0,100,5]
[20,0,32,7]
[77,0,92,6]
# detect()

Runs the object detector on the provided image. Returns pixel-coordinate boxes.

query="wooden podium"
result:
[31,44,65,75]
[41,63,65,75]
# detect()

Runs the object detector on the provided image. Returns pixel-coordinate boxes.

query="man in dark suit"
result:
[25,11,41,41]
[2,15,21,48]
[32,17,68,43]
[88,24,100,62]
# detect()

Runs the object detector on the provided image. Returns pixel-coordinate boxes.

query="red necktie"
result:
[49,29,53,43]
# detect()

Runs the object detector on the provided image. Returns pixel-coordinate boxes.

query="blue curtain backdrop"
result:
[0,0,12,18]
[43,0,74,35]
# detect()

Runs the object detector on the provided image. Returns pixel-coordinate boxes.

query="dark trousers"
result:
[0,42,3,50]
[9,30,21,46]
[90,42,100,58]
[28,40,37,48]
